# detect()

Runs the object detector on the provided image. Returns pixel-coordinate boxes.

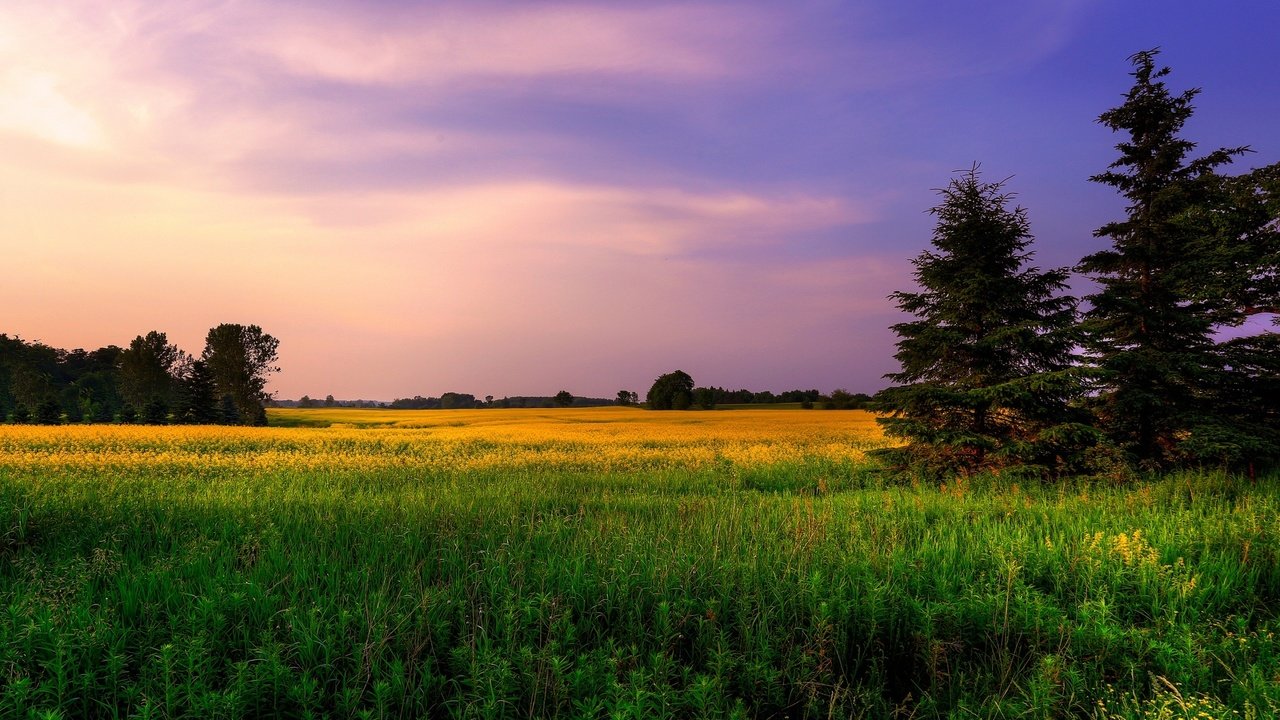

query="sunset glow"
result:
[4,1,1277,399]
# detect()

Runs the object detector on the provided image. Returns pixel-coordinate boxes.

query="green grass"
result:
[2,461,1278,718]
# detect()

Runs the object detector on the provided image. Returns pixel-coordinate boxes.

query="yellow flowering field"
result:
[2,407,1278,717]
[0,407,889,474]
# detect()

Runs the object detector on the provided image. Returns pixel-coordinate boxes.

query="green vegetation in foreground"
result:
[2,463,1278,719]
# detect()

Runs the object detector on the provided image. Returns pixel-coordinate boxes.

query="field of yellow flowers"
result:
[1,408,1278,718]
[0,407,886,475]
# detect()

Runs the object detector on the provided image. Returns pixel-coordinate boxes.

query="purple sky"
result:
[2,1,1278,399]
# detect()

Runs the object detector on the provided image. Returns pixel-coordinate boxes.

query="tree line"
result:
[0,324,280,425]
[345,384,870,412]
[376,393,618,409]
[641,370,871,410]
[874,50,1280,479]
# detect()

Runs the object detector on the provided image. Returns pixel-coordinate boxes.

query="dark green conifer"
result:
[1079,49,1280,469]
[874,167,1089,478]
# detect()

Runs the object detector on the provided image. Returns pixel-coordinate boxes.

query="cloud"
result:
[280,181,873,255]
[1,140,879,389]
[0,0,1101,397]
[252,3,757,85]
[0,0,1093,158]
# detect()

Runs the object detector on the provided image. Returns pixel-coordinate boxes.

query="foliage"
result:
[553,390,574,407]
[828,388,872,409]
[174,359,219,424]
[201,324,280,426]
[2,328,279,426]
[692,387,826,406]
[875,167,1090,478]
[647,370,694,410]
[693,386,715,409]
[117,331,183,420]
[1079,49,1280,470]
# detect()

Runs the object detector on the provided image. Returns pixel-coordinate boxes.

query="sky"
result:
[3,1,1278,400]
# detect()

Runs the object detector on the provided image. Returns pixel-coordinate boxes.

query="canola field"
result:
[0,408,883,476]
[1,408,1278,719]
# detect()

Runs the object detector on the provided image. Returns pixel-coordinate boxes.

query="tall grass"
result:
[1,413,1277,718]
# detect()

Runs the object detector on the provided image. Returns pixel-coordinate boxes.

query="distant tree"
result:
[0,335,18,420]
[35,399,61,425]
[297,395,317,408]
[202,324,280,426]
[485,395,494,406]
[117,331,182,424]
[78,346,125,423]
[450,389,481,407]
[324,394,336,407]
[554,390,574,407]
[60,384,84,423]
[441,392,477,409]
[693,387,715,410]
[616,390,637,406]
[390,395,434,409]
[829,389,870,410]
[174,359,219,424]
[646,371,694,410]
[143,399,169,424]
[1078,49,1280,469]
[218,394,239,424]
[874,167,1091,478]
[10,363,55,423]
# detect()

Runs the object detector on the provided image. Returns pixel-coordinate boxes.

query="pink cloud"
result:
[253,4,759,85]
[0,0,1098,398]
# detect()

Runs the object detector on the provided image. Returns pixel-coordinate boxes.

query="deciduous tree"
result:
[646,371,694,410]
[202,324,280,426]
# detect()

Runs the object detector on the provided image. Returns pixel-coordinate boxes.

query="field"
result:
[1,408,1277,719]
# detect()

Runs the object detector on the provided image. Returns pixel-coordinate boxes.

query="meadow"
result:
[0,408,1277,719]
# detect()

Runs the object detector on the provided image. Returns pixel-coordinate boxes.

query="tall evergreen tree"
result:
[174,359,219,424]
[874,168,1089,478]
[1079,49,1280,468]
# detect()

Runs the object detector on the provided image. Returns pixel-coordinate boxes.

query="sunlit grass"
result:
[0,409,1276,718]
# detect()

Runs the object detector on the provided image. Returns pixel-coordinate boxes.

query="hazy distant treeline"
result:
[695,386,871,409]
[0,324,279,425]
[392,394,615,409]
[275,387,874,411]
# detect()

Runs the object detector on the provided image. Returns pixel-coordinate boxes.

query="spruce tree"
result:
[874,168,1089,478]
[174,359,218,424]
[1187,165,1280,468]
[1079,49,1280,469]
